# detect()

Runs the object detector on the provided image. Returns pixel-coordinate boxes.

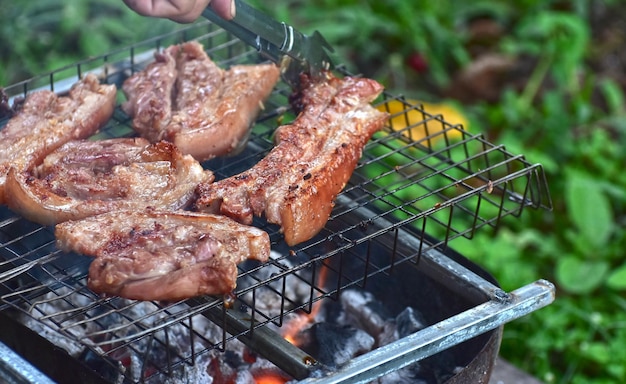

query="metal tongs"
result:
[202,0,334,88]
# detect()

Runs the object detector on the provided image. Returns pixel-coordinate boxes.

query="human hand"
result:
[123,0,235,23]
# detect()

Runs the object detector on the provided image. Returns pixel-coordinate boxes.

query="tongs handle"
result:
[227,0,291,50]
[202,0,283,62]
[202,0,333,87]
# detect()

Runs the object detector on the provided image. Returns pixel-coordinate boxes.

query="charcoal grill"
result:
[0,20,554,383]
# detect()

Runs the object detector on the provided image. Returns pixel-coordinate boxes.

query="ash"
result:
[17,251,299,384]
[20,288,221,383]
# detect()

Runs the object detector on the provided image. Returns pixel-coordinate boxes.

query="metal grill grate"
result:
[0,20,553,383]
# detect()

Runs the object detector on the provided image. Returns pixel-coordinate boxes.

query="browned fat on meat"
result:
[0,74,116,205]
[122,41,280,162]
[194,73,389,246]
[6,138,213,226]
[55,210,271,301]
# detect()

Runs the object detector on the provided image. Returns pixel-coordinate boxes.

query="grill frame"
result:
[0,20,554,383]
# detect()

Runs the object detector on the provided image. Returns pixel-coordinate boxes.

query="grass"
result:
[3,1,626,382]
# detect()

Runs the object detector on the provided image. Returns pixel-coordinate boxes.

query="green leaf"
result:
[580,341,611,365]
[504,10,590,95]
[556,257,609,294]
[599,78,626,115]
[606,263,626,290]
[565,171,614,250]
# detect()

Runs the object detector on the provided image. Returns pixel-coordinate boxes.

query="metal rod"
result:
[334,194,505,304]
[300,279,555,383]
[200,302,320,380]
[0,341,55,384]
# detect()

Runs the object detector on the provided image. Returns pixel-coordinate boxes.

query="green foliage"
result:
[512,293,626,383]
[457,3,626,382]
[606,263,626,290]
[556,257,609,294]
[249,0,473,88]
[0,0,180,85]
[501,11,589,91]
[565,170,614,254]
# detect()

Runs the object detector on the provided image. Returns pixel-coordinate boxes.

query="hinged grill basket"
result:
[0,20,554,384]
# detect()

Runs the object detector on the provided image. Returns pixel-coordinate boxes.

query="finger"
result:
[210,0,235,20]
[167,0,215,23]
[171,0,235,22]
[123,0,212,23]
[122,0,191,18]
[167,0,234,23]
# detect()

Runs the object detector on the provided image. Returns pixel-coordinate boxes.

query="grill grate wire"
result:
[0,20,552,383]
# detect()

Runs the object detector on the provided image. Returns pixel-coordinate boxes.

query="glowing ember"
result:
[254,373,289,384]
[282,262,329,345]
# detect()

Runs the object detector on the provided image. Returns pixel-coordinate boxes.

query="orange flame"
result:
[255,263,330,384]
[282,262,329,345]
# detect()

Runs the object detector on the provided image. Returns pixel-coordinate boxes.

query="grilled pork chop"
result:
[55,209,271,301]
[194,73,389,246]
[122,41,280,162]
[6,138,213,226]
[0,74,116,204]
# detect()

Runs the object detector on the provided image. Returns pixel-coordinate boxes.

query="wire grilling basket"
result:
[0,21,554,383]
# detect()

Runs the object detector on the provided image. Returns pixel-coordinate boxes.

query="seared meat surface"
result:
[6,138,213,226]
[194,73,389,245]
[0,74,116,204]
[121,48,177,139]
[55,209,271,301]
[122,41,280,161]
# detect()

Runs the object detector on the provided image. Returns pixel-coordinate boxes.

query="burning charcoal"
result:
[376,307,461,383]
[129,353,143,383]
[378,352,459,384]
[232,370,255,384]
[396,307,427,338]
[377,307,428,349]
[238,251,313,318]
[295,322,374,368]
[378,321,399,347]
[248,367,292,384]
[204,349,265,384]
[208,352,240,384]
[223,350,246,369]
[162,353,213,383]
[78,348,122,383]
[421,350,462,383]
[377,369,429,384]
[338,289,392,337]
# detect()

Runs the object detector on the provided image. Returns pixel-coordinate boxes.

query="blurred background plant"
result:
[0,0,181,85]
[2,0,626,382]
